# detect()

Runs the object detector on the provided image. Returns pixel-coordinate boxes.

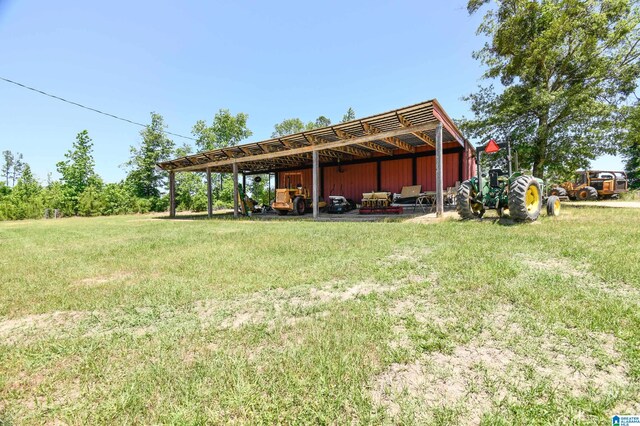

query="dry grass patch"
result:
[73,271,133,287]
[371,305,633,424]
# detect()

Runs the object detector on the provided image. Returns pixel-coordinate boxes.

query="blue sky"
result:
[0,0,623,183]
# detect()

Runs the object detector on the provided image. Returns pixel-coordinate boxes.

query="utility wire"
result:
[0,76,196,141]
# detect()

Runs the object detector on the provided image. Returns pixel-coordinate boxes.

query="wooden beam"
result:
[239,146,253,155]
[222,149,237,158]
[312,150,319,219]
[169,171,176,218]
[233,163,239,218]
[279,138,293,148]
[206,168,212,218]
[397,113,435,147]
[435,123,443,218]
[307,134,371,158]
[170,122,439,172]
[361,122,415,153]
[333,128,394,156]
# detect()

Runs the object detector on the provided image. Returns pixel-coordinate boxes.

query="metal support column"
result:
[206,167,212,218]
[233,162,239,218]
[435,123,444,217]
[169,171,176,218]
[312,150,319,219]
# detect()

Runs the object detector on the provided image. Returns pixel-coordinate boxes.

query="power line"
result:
[0,76,196,141]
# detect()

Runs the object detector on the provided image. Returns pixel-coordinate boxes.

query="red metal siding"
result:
[417,153,460,191]
[416,156,435,191]
[275,143,473,202]
[380,159,412,193]
[278,169,312,189]
[323,163,377,201]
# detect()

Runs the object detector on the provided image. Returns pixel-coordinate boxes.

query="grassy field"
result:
[1,207,639,425]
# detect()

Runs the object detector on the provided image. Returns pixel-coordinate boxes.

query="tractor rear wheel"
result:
[576,186,598,201]
[293,196,306,215]
[550,187,567,197]
[456,180,484,219]
[546,195,561,217]
[508,175,542,222]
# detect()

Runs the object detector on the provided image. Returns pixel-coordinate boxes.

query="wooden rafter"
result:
[361,122,415,153]
[168,122,439,172]
[306,135,371,158]
[279,138,294,148]
[257,143,271,153]
[333,128,393,156]
[222,149,238,158]
[396,113,435,147]
[239,146,253,155]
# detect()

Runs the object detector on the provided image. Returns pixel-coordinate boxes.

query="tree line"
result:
[461,0,640,188]
[0,108,356,221]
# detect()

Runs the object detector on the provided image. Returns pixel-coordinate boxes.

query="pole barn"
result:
[158,100,476,219]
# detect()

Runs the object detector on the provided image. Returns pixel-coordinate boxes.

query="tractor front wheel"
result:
[456,180,484,220]
[276,209,288,216]
[576,186,598,201]
[293,197,306,215]
[546,195,561,217]
[550,187,567,197]
[508,175,542,222]
[497,206,509,218]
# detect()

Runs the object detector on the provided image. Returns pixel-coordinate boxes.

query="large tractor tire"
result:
[546,195,561,217]
[550,187,567,197]
[508,175,542,222]
[576,186,598,201]
[293,196,306,215]
[456,180,485,219]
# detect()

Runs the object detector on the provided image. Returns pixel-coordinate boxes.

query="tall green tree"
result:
[12,153,24,186]
[623,102,640,188]
[192,109,252,151]
[271,115,334,138]
[2,150,14,186]
[9,163,43,220]
[173,143,206,211]
[341,107,356,122]
[271,118,309,137]
[462,0,640,178]
[126,112,175,199]
[57,130,102,212]
[314,116,331,128]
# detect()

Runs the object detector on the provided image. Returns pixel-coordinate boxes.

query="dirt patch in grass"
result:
[371,306,631,424]
[519,255,640,298]
[519,255,586,278]
[0,311,89,344]
[73,271,133,287]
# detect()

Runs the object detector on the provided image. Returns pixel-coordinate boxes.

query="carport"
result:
[157,100,475,219]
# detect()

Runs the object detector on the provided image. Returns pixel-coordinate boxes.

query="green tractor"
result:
[457,139,561,222]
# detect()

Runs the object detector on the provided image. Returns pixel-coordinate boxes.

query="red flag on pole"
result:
[485,139,500,154]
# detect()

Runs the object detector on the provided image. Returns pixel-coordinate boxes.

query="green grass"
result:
[1,208,639,424]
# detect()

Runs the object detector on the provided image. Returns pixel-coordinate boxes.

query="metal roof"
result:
[157,99,467,173]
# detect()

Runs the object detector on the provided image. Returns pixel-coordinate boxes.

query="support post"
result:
[312,149,319,219]
[506,137,513,176]
[233,162,239,218]
[169,171,176,218]
[435,123,444,217]
[206,167,212,218]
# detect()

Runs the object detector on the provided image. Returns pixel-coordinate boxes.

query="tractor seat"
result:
[489,169,508,188]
